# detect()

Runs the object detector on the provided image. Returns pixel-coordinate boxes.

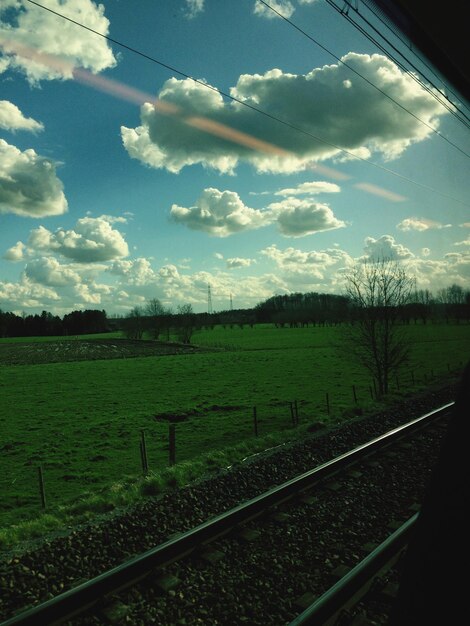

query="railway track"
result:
[0,402,454,626]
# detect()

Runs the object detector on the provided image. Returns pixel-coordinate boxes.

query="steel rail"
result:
[0,402,453,626]
[288,514,418,625]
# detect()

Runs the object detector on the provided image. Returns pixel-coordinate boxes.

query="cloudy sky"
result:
[0,0,469,316]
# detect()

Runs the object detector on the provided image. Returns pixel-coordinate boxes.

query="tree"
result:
[123,306,145,339]
[145,297,165,339]
[344,257,415,396]
[175,303,195,344]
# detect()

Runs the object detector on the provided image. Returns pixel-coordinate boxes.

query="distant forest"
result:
[0,284,469,339]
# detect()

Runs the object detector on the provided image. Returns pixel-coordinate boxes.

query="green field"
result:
[1,323,469,545]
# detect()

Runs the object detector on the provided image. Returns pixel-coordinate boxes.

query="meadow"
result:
[1,322,469,546]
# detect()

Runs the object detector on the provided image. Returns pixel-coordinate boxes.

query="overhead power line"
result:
[14,0,469,208]
[327,0,470,123]
[257,0,470,158]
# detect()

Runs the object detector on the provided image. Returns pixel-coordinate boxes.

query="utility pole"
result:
[208,283,213,314]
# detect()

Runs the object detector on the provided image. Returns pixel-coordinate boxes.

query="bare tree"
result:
[145,297,165,339]
[344,257,415,396]
[123,306,145,339]
[176,303,194,344]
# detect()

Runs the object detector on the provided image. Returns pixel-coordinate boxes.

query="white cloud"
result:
[121,53,448,175]
[0,139,67,217]
[0,277,60,311]
[268,197,346,237]
[261,243,352,287]
[108,258,156,285]
[397,217,451,231]
[3,241,25,261]
[170,188,345,238]
[363,235,414,261]
[274,181,341,196]
[226,257,254,269]
[253,0,295,19]
[0,100,43,132]
[170,188,271,236]
[27,216,129,262]
[183,0,205,19]
[454,236,470,247]
[0,0,116,83]
[24,256,82,287]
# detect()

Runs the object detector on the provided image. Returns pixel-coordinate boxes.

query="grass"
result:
[0,322,468,549]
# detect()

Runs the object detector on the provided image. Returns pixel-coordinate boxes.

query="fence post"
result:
[352,385,357,404]
[326,392,330,415]
[290,402,296,426]
[140,429,149,475]
[38,465,46,510]
[169,423,176,466]
[294,400,299,425]
[253,406,258,437]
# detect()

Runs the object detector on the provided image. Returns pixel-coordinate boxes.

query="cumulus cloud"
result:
[226,257,254,269]
[0,277,60,311]
[454,236,470,247]
[27,216,129,262]
[121,53,448,175]
[107,258,156,285]
[274,181,341,196]
[268,198,345,237]
[170,188,345,238]
[397,217,451,231]
[170,188,271,236]
[0,0,116,83]
[183,0,205,19]
[253,0,295,19]
[363,235,414,261]
[0,139,67,217]
[261,243,352,286]
[0,100,43,132]
[3,241,26,261]
[24,256,82,287]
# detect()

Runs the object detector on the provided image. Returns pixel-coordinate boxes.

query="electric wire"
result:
[258,0,470,157]
[14,0,469,208]
[326,0,470,124]
[358,0,470,115]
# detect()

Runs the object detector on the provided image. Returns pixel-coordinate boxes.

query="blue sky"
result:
[0,0,469,316]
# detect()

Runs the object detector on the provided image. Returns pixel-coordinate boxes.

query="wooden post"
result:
[290,402,296,426]
[140,430,149,475]
[169,423,176,466]
[369,385,374,400]
[38,465,46,509]
[294,400,299,425]
[253,406,258,437]
[395,376,400,390]
[352,385,357,404]
[326,392,330,415]
[372,379,377,398]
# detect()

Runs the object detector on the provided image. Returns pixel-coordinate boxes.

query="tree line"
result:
[0,309,109,339]
[0,282,468,340]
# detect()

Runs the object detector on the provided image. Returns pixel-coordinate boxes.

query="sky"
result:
[0,0,469,317]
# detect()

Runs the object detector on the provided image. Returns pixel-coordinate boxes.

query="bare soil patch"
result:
[0,338,208,365]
